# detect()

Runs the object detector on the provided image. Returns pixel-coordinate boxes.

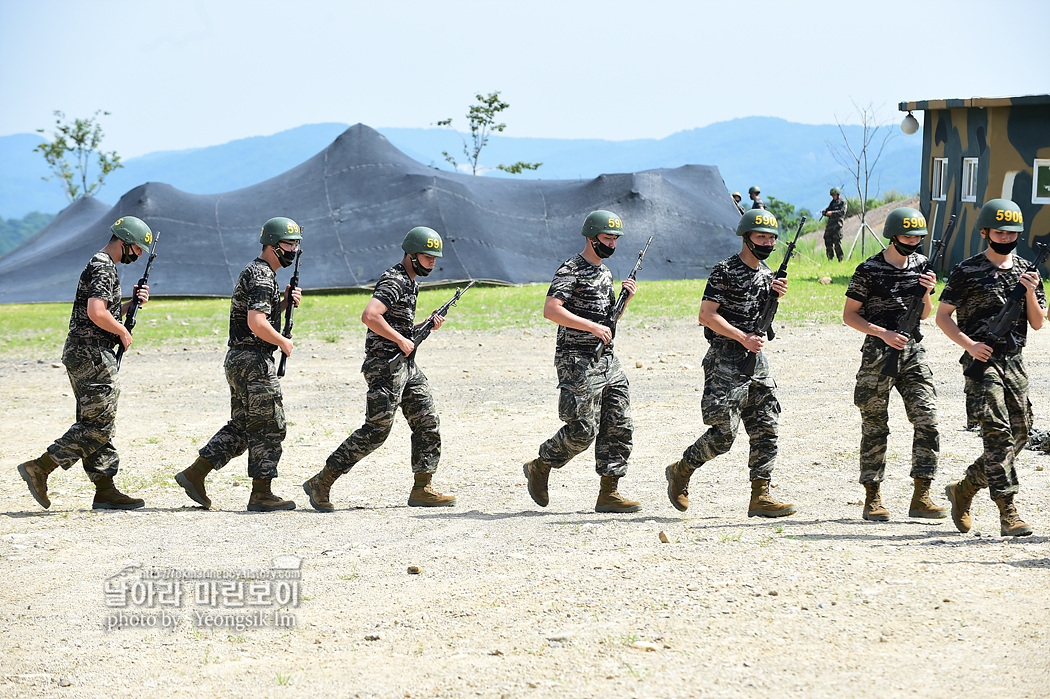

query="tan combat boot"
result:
[908,477,947,519]
[748,479,797,518]
[595,476,642,513]
[91,475,145,510]
[944,475,980,533]
[17,452,60,509]
[665,460,693,512]
[303,465,341,512]
[408,473,456,507]
[247,479,296,512]
[862,482,890,521]
[523,458,551,507]
[175,456,214,509]
[994,495,1033,537]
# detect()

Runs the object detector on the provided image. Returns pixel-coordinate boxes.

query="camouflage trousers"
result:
[853,341,939,483]
[537,352,632,477]
[824,226,844,261]
[681,341,780,480]
[327,356,440,475]
[200,349,286,480]
[47,340,121,478]
[961,352,1030,500]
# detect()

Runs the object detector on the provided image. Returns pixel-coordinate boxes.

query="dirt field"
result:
[2,317,1049,698]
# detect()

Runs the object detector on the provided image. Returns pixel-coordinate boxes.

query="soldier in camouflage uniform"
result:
[821,187,848,261]
[748,185,766,211]
[522,210,641,513]
[17,216,152,511]
[936,198,1045,537]
[175,217,303,512]
[843,207,945,521]
[302,227,455,511]
[732,192,746,216]
[665,209,797,518]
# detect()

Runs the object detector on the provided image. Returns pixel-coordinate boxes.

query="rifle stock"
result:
[116,232,160,369]
[277,249,302,378]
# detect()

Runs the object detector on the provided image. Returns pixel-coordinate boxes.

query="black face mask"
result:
[988,239,1018,255]
[410,255,432,277]
[590,238,616,259]
[745,235,776,261]
[892,240,923,256]
[274,245,297,268]
[120,242,139,264]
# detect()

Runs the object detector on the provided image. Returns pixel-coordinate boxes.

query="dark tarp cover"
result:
[0,124,740,303]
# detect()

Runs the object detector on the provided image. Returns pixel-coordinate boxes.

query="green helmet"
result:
[260,217,303,246]
[581,210,624,238]
[110,216,153,248]
[883,207,929,239]
[748,186,761,195]
[830,187,841,196]
[736,209,779,237]
[977,198,1024,232]
[402,226,443,257]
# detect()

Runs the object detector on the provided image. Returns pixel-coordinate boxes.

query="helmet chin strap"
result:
[409,255,431,277]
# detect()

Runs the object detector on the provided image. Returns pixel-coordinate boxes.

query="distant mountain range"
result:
[0,116,922,221]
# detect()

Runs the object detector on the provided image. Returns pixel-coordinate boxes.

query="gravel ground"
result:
[1,317,1048,698]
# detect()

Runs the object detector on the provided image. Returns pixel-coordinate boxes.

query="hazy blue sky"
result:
[2,0,1047,157]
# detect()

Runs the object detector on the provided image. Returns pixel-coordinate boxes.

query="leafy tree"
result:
[438,92,541,175]
[34,110,123,202]
[766,196,812,234]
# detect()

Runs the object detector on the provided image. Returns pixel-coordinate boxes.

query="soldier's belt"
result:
[66,337,117,348]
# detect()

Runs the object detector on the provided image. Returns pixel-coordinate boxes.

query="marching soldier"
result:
[17,216,152,510]
[936,199,1045,537]
[303,227,455,511]
[821,187,848,261]
[843,207,945,521]
[175,217,302,512]
[665,209,797,518]
[522,210,641,513]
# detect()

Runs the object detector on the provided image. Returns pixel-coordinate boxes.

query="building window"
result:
[932,158,948,201]
[961,158,978,202]
[1034,159,1050,205]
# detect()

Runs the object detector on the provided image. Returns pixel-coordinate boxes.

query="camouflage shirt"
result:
[67,251,122,345]
[547,253,615,356]
[228,257,281,350]
[365,262,418,359]
[750,197,766,211]
[939,251,1047,350]
[702,254,773,342]
[825,196,848,224]
[845,250,929,350]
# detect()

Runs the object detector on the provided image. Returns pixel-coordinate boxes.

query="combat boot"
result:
[523,458,551,507]
[994,495,1033,537]
[862,482,890,521]
[408,473,456,507]
[247,479,296,512]
[303,465,341,512]
[595,476,642,513]
[175,456,214,509]
[17,452,59,509]
[748,479,797,518]
[91,475,145,510]
[945,475,980,533]
[665,460,693,512]
[908,477,947,519]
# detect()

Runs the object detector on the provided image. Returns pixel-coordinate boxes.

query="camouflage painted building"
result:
[898,94,1050,271]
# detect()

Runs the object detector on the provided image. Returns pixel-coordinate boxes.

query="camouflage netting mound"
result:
[0,125,741,303]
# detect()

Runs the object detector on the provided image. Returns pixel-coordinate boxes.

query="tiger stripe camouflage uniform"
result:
[823,195,848,261]
[538,254,632,476]
[846,250,939,483]
[199,258,287,479]
[680,255,779,477]
[326,262,441,474]
[940,252,1046,500]
[47,252,124,478]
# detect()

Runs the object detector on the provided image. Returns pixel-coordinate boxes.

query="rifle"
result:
[963,241,1050,380]
[594,236,654,359]
[388,281,476,367]
[741,217,806,377]
[276,249,302,378]
[116,231,160,369]
[880,213,957,378]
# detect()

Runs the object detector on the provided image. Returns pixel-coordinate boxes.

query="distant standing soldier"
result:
[665,209,797,518]
[821,187,848,261]
[748,185,766,210]
[936,199,1046,537]
[302,227,456,511]
[175,217,303,512]
[522,210,641,513]
[731,191,746,216]
[842,207,945,521]
[17,216,152,511]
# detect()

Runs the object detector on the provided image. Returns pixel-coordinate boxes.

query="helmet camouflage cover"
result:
[260,217,302,246]
[882,207,929,239]
[736,209,779,237]
[977,198,1024,233]
[402,226,443,257]
[110,216,153,248]
[581,210,624,238]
